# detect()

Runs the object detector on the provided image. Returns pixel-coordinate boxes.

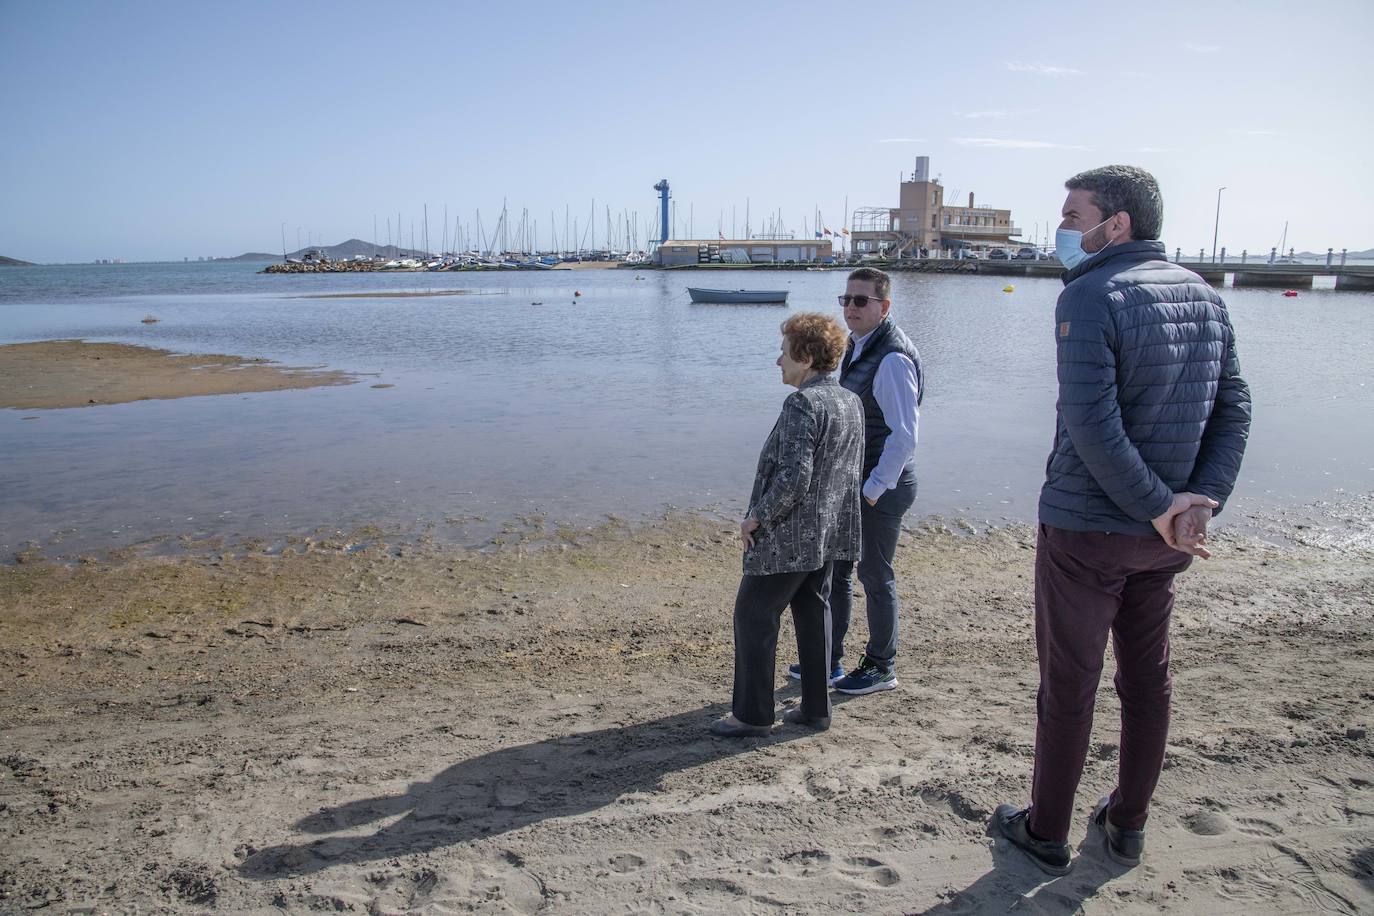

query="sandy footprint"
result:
[361,866,446,913]
[1181,809,1232,835]
[608,852,647,873]
[802,769,843,800]
[919,788,988,823]
[1235,815,1285,837]
[677,876,749,898]
[839,855,901,887]
[769,848,832,878]
[414,850,546,915]
[1206,843,1361,915]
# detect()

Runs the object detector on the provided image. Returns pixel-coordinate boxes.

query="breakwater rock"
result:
[262,261,378,274]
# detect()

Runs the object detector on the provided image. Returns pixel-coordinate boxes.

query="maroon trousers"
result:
[1028,523,1192,843]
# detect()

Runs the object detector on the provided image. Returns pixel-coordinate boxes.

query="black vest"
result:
[840,318,923,480]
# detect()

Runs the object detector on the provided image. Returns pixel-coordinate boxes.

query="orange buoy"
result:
[1282,289,1298,297]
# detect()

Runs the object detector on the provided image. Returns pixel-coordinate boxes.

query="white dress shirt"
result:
[849,326,921,503]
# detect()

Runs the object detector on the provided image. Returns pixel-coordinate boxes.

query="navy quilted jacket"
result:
[1038,240,1251,535]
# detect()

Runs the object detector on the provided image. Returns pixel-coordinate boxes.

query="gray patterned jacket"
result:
[744,375,865,576]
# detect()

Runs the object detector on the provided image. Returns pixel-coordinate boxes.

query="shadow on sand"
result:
[915,824,1129,914]
[239,702,816,879]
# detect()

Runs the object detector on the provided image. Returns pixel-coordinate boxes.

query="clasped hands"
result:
[1152,493,1219,559]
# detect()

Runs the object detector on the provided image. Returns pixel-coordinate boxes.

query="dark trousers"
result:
[830,478,917,671]
[732,563,834,727]
[1029,523,1192,843]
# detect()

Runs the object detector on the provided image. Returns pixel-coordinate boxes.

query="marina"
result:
[244,165,1374,290]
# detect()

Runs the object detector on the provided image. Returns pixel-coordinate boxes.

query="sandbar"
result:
[0,339,357,410]
[287,289,481,299]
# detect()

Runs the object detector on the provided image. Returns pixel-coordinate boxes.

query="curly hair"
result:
[780,312,849,373]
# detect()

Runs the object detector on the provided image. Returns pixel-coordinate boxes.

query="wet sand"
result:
[1,500,1370,913]
[0,340,357,410]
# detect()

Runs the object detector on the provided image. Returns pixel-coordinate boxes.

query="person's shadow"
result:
[239,702,815,879]
[912,827,1125,914]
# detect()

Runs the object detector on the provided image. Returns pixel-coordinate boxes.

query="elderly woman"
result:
[711,313,865,738]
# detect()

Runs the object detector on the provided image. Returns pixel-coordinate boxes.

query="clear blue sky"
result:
[3,0,1371,262]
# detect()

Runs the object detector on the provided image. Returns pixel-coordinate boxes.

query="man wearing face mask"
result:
[994,165,1251,874]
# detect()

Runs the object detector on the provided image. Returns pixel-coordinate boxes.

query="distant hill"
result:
[295,239,426,260]
[1297,248,1374,259]
[214,252,279,262]
[0,255,36,266]
[223,239,428,262]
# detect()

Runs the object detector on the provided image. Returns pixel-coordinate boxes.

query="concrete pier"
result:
[1233,270,1314,289]
[1335,272,1374,291]
[1158,262,1374,291]
[1189,266,1227,285]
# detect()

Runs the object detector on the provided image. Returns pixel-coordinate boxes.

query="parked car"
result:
[1016,247,1038,259]
[988,248,1010,260]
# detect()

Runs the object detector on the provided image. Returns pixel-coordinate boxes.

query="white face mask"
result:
[1055,215,1114,270]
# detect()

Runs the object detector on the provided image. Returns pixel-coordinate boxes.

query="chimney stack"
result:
[969,192,975,208]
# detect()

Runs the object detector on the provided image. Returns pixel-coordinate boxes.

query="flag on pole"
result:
[719,230,724,240]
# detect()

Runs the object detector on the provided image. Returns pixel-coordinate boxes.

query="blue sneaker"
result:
[833,657,897,695]
[787,662,845,686]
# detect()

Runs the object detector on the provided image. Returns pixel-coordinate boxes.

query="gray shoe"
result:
[1093,796,1144,867]
[993,804,1073,876]
[782,707,831,731]
[709,715,772,738]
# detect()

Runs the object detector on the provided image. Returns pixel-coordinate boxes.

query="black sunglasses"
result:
[838,294,885,308]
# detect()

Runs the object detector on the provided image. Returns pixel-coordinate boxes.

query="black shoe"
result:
[1093,796,1144,867]
[993,804,1073,876]
[832,657,897,695]
[708,715,773,738]
[782,707,831,731]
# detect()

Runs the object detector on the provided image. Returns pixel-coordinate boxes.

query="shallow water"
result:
[2,261,1372,556]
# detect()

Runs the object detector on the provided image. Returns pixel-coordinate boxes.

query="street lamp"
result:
[1212,187,1226,264]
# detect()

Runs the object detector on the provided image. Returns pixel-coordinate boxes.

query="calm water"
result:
[2,261,1372,556]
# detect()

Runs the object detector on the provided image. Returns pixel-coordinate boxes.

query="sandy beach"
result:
[0,340,357,410]
[2,497,1371,913]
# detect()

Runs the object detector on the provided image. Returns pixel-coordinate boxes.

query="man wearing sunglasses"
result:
[993,165,1251,875]
[790,266,923,695]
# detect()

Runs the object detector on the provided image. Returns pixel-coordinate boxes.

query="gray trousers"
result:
[732,563,834,727]
[829,478,917,672]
